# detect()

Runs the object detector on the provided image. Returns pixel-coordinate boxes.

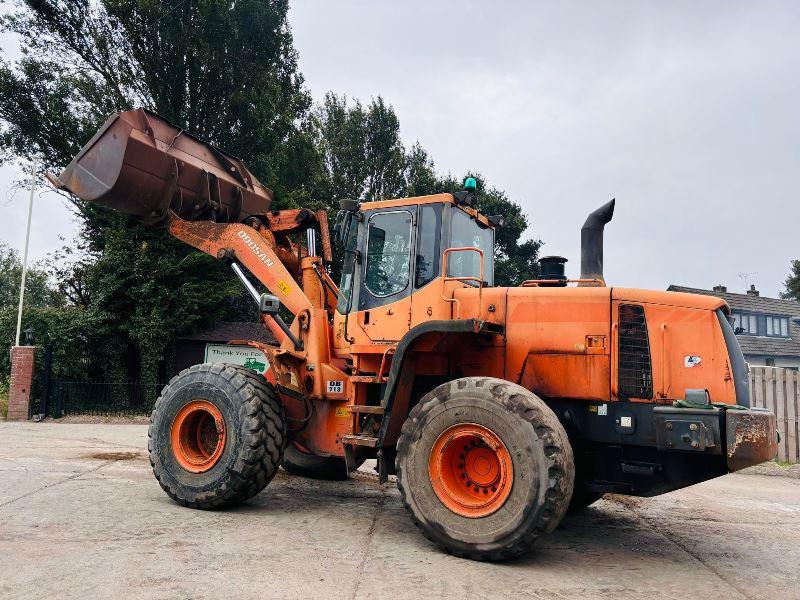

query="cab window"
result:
[336,215,360,313]
[447,208,493,285]
[365,210,412,297]
[415,204,441,288]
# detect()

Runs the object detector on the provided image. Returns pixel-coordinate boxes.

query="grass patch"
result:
[776,460,794,468]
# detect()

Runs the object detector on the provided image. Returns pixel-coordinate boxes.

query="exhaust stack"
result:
[579,198,615,285]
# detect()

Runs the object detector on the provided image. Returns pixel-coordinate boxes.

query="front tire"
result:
[397,377,574,561]
[149,363,286,509]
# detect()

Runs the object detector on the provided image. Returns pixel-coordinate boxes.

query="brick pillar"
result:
[8,346,36,421]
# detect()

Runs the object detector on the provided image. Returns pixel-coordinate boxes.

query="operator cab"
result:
[333,192,496,316]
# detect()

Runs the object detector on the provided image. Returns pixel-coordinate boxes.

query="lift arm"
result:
[168,215,313,317]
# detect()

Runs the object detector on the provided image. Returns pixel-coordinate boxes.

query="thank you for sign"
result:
[204,344,269,375]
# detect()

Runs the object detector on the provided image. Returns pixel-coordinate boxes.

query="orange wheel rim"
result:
[428,423,513,518]
[170,400,226,473]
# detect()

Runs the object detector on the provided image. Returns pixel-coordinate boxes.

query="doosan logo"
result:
[237,230,274,267]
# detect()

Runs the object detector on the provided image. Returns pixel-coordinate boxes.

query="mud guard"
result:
[376,319,503,452]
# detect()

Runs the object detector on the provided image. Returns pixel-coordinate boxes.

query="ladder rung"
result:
[342,434,379,447]
[347,405,384,415]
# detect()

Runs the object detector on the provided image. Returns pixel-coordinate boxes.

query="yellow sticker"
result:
[277,280,291,295]
[589,405,598,413]
[335,407,351,417]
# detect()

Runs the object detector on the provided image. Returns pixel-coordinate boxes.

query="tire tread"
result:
[396,376,574,561]
[148,364,286,509]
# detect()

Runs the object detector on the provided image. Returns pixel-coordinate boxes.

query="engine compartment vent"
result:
[618,304,653,399]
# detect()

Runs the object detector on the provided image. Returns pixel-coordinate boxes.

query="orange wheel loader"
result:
[49,109,779,561]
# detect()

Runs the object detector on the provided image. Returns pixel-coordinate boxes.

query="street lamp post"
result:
[15,163,37,347]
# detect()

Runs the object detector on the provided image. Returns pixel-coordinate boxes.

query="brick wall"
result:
[8,346,35,421]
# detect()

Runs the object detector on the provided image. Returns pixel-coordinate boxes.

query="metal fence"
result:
[750,367,799,464]
[41,381,165,417]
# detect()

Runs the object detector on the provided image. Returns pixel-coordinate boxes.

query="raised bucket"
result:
[48,108,272,225]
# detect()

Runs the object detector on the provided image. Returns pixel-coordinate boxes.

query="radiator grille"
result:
[618,304,653,399]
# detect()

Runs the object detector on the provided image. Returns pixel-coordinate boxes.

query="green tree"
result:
[363,96,407,200]
[0,242,60,310]
[782,260,800,302]
[0,0,313,198]
[0,0,542,394]
[0,0,311,385]
[311,95,540,285]
[405,143,439,198]
[312,93,408,204]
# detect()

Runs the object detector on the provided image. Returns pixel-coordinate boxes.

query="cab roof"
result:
[357,193,492,227]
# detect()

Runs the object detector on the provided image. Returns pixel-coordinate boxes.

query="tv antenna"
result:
[737,271,758,291]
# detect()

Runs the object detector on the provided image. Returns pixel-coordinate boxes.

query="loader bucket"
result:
[48,108,272,225]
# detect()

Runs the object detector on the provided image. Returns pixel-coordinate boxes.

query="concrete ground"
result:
[1,422,799,600]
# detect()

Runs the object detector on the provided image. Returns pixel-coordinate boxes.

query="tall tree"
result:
[311,94,540,285]
[0,0,313,198]
[0,0,313,385]
[0,243,60,310]
[0,0,543,390]
[312,93,407,204]
[363,96,406,200]
[312,93,369,203]
[782,260,800,302]
[404,143,439,198]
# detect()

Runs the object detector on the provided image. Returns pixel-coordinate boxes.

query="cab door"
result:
[356,206,416,342]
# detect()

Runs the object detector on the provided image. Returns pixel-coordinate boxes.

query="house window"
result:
[732,312,757,335]
[732,311,790,338]
[765,316,790,337]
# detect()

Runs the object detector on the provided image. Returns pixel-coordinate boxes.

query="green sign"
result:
[204,344,270,375]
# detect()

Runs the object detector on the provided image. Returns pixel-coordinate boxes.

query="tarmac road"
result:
[1,422,798,600]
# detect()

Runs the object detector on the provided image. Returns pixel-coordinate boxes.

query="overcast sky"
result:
[1,1,798,296]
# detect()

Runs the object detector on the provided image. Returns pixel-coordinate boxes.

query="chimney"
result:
[713,284,727,293]
[747,284,759,297]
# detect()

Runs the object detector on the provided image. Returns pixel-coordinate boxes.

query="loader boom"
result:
[168,216,314,317]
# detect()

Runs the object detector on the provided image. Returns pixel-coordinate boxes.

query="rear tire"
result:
[149,363,286,509]
[397,377,574,561]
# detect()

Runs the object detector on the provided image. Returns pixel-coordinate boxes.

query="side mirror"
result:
[259,293,280,315]
[259,293,304,350]
[333,210,354,247]
[339,198,360,212]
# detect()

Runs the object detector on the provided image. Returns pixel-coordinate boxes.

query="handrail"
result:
[377,346,396,381]
[441,246,484,319]
[520,278,604,287]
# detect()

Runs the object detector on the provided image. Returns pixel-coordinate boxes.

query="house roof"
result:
[179,321,279,345]
[668,285,800,358]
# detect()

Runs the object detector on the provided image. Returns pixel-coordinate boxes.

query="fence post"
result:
[40,345,53,417]
[54,382,63,419]
[786,369,798,464]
